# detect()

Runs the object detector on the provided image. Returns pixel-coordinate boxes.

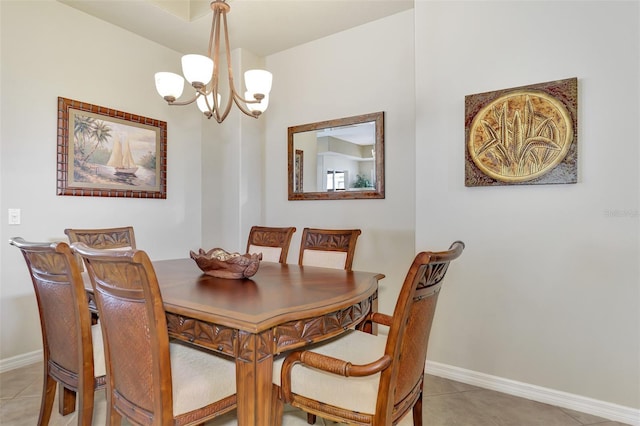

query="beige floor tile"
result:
[0,363,41,400]
[424,388,587,426]
[0,395,41,425]
[1,362,632,426]
[423,373,481,396]
[559,407,628,425]
[587,423,636,426]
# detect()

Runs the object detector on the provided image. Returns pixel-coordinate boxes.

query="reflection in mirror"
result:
[288,112,384,200]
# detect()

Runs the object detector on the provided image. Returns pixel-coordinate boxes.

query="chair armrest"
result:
[280,349,392,403]
[369,312,393,327]
[357,311,393,333]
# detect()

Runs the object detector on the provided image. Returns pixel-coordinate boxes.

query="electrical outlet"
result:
[8,209,20,225]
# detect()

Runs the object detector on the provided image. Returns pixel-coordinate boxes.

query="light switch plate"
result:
[8,209,20,225]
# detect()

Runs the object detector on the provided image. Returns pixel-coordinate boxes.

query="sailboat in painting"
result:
[107,135,138,175]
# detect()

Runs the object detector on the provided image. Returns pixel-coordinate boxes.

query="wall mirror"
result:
[288,111,384,200]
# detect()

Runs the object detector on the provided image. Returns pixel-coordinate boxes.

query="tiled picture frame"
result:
[57,97,167,198]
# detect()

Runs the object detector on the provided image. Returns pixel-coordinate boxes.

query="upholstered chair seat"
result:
[169,342,236,416]
[273,330,386,415]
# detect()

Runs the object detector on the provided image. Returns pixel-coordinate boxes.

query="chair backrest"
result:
[374,241,464,423]
[72,243,173,424]
[64,226,136,271]
[246,226,296,264]
[9,237,100,394]
[64,226,136,249]
[298,228,361,270]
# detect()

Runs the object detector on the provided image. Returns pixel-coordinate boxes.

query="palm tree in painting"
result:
[80,120,112,166]
[73,115,95,157]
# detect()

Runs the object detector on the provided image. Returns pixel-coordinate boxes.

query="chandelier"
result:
[154,0,272,123]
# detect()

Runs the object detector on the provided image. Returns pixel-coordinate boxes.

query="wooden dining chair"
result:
[64,226,137,250]
[9,237,106,426]
[71,243,237,425]
[246,226,297,264]
[64,226,136,271]
[273,241,465,426]
[298,228,361,270]
[297,227,362,424]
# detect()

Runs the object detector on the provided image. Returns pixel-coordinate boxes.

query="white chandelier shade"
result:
[181,54,214,87]
[244,69,273,97]
[154,72,185,100]
[153,0,272,123]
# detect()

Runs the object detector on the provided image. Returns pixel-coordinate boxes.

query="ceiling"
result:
[58,0,414,57]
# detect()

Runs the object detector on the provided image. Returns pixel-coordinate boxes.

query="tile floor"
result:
[0,362,629,425]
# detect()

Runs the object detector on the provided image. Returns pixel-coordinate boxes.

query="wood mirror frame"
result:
[288,112,384,200]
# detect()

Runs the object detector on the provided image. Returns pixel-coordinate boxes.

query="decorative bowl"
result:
[190,248,262,279]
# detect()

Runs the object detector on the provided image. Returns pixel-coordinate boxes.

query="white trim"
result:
[426,361,640,426]
[0,350,42,374]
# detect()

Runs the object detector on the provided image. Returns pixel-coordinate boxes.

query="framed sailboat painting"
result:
[57,97,167,198]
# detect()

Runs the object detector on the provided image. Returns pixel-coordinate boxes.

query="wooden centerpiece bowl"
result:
[190,248,262,279]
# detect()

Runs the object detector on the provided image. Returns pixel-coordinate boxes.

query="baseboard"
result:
[0,350,42,374]
[425,361,640,426]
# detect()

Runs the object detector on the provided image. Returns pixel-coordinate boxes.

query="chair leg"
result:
[307,413,317,424]
[58,383,76,415]
[38,374,56,426]
[107,405,122,426]
[412,393,423,426]
[76,383,95,425]
[271,385,284,426]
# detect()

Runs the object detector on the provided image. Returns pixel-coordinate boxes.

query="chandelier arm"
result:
[233,89,264,104]
[166,93,200,107]
[232,93,261,118]
[207,6,215,58]
[210,5,224,117]
[208,10,240,122]
[230,85,261,116]
[212,91,234,122]
[221,11,259,119]
[211,13,232,124]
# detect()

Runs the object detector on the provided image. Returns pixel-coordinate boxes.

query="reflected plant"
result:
[475,96,562,177]
[352,174,372,188]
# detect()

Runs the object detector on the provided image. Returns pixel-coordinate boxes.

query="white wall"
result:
[2,0,638,419]
[201,48,267,254]
[0,0,203,361]
[415,0,639,410]
[263,10,417,316]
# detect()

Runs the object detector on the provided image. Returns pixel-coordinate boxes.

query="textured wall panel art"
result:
[465,78,577,187]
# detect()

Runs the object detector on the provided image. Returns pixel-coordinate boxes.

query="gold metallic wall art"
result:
[465,78,577,186]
